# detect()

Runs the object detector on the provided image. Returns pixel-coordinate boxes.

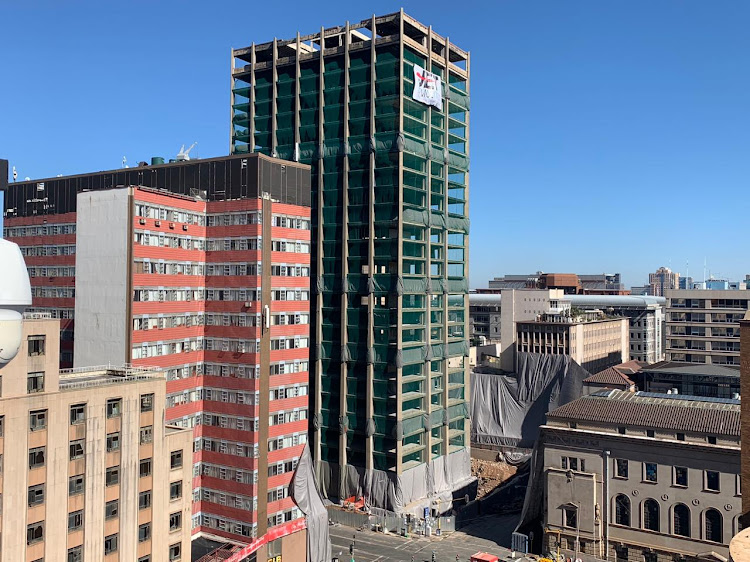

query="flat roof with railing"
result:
[59,363,163,390]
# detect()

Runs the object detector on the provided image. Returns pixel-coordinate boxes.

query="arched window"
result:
[673,504,690,537]
[705,509,723,543]
[615,494,631,526]
[643,499,660,532]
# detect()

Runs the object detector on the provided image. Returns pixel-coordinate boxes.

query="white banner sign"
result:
[412,64,443,110]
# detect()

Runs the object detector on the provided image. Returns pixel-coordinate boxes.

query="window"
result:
[68,510,84,531]
[616,459,628,478]
[140,425,153,444]
[170,481,183,500]
[705,470,720,492]
[106,432,120,452]
[139,490,152,510]
[644,553,658,562]
[105,499,119,519]
[69,474,84,495]
[28,335,45,356]
[29,409,47,431]
[673,504,690,537]
[69,439,84,460]
[171,450,183,469]
[644,462,657,483]
[70,404,86,425]
[27,372,45,393]
[564,506,577,528]
[646,430,655,438]
[674,466,688,487]
[68,546,83,562]
[708,436,717,445]
[705,508,723,543]
[140,458,152,477]
[106,466,120,486]
[615,546,628,562]
[169,542,182,561]
[138,557,151,562]
[677,432,685,441]
[28,484,45,506]
[106,398,122,418]
[170,511,182,531]
[618,426,626,435]
[643,499,660,532]
[29,446,45,469]
[140,393,154,412]
[27,522,44,545]
[138,522,151,542]
[615,494,630,526]
[104,533,118,554]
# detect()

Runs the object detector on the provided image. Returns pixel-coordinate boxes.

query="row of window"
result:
[134,260,205,276]
[269,360,310,375]
[132,339,203,359]
[268,507,302,529]
[614,459,729,493]
[167,387,260,408]
[612,495,727,544]
[206,237,261,251]
[195,461,258,484]
[4,223,76,237]
[134,232,204,250]
[31,286,76,298]
[194,487,257,512]
[135,202,206,225]
[193,512,256,538]
[271,289,310,301]
[19,244,76,256]
[271,240,310,253]
[269,409,308,426]
[271,215,310,230]
[26,307,75,319]
[27,266,76,277]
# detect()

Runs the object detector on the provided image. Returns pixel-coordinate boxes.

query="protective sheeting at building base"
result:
[315,448,472,515]
[470,352,589,448]
[290,444,331,562]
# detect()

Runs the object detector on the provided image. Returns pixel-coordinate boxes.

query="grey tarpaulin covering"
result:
[291,444,331,562]
[470,352,588,448]
[315,448,472,515]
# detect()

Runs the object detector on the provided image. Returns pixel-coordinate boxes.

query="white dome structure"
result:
[0,239,32,366]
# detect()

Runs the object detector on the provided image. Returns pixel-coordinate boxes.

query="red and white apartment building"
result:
[3,154,312,548]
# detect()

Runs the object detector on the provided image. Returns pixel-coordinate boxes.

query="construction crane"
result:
[176,142,198,161]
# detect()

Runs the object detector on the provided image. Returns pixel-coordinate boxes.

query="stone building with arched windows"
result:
[534,389,740,562]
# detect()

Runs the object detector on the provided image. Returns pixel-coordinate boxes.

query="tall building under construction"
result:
[231,11,472,511]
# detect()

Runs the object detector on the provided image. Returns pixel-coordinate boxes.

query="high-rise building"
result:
[0,316,193,561]
[648,266,679,297]
[230,11,472,511]
[4,153,313,545]
[665,289,749,365]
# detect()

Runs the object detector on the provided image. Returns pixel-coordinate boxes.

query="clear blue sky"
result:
[2,1,748,287]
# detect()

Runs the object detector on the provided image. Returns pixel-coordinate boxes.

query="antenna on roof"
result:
[176,142,198,162]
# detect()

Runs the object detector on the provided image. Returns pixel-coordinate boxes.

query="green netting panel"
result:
[300,91,319,110]
[324,88,345,105]
[402,277,429,294]
[428,343,445,361]
[448,402,469,420]
[430,409,445,427]
[404,46,427,66]
[402,136,430,158]
[375,115,399,134]
[402,415,425,437]
[324,69,345,88]
[375,62,399,81]
[447,340,470,357]
[276,145,294,161]
[447,151,470,170]
[447,215,470,234]
[374,132,403,153]
[447,279,469,293]
[447,88,470,110]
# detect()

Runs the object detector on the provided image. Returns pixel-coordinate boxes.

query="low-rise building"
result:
[582,361,642,394]
[516,312,629,375]
[0,316,192,561]
[636,360,740,399]
[540,390,740,562]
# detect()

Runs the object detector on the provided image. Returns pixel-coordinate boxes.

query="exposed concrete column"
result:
[338,21,352,486]
[395,7,405,475]
[312,27,325,465]
[250,43,256,152]
[365,14,377,471]
[424,24,434,463]
[271,38,278,156]
[441,34,451,454]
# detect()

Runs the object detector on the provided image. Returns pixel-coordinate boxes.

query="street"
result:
[329,514,523,562]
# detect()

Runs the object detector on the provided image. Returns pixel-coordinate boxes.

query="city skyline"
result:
[2,1,748,287]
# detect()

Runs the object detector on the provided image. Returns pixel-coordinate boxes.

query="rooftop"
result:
[546,389,740,437]
[59,364,162,390]
[640,360,740,378]
[583,367,635,388]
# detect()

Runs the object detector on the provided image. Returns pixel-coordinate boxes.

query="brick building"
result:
[3,153,312,546]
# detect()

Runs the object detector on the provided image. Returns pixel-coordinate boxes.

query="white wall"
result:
[74,189,130,367]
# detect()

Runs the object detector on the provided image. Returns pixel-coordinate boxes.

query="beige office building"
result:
[516,313,629,374]
[0,317,192,562]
